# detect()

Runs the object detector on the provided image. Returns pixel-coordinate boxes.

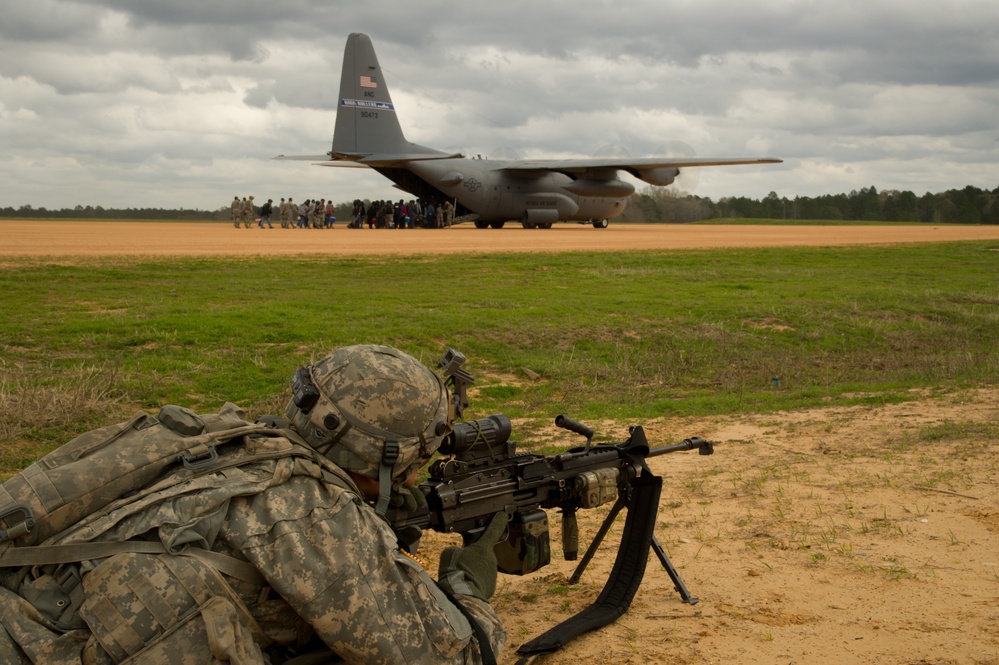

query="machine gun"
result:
[396,350,715,657]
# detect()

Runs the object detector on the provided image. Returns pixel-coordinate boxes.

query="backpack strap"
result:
[0,540,167,568]
[0,541,265,587]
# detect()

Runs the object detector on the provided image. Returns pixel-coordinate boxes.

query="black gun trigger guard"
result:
[500,505,518,540]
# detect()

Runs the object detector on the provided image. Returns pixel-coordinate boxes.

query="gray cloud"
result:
[1,0,997,210]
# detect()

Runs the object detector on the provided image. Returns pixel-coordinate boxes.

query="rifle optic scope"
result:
[439,414,512,455]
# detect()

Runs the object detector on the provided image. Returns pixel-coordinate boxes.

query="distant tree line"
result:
[3,184,998,224]
[621,184,999,224]
[0,204,227,220]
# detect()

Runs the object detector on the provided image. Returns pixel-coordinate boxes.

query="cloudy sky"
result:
[2,0,997,211]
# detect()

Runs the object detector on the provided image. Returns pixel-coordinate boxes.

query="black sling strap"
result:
[515,472,663,659]
[437,584,498,665]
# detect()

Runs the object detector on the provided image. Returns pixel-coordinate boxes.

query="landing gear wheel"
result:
[474,221,489,229]
[539,223,553,229]
[489,221,506,229]
[592,219,609,228]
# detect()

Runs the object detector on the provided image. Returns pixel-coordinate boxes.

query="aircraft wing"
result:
[271,154,370,169]
[498,156,782,174]
[350,152,464,165]
[273,152,464,168]
[272,154,334,161]
[494,156,782,188]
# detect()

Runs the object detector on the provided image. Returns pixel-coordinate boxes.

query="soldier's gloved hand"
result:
[389,485,427,553]
[437,510,510,601]
[390,485,427,515]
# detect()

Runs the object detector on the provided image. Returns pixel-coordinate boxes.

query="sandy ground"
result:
[4,220,997,663]
[441,389,997,664]
[3,220,999,257]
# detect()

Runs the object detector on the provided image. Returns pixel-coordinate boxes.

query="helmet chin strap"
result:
[374,439,401,517]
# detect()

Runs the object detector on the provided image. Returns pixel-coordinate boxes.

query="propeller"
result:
[593,144,632,159]
[653,141,700,195]
[490,146,522,161]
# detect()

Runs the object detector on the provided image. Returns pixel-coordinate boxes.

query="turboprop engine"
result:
[635,167,681,187]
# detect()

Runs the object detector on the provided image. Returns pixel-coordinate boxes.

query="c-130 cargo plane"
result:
[279,33,782,228]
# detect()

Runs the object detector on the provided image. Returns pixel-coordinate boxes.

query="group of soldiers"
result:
[289,198,336,229]
[231,195,460,230]
[230,195,259,228]
[231,196,335,229]
[348,198,455,229]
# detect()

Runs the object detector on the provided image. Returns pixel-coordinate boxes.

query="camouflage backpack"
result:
[0,403,266,565]
[0,404,344,663]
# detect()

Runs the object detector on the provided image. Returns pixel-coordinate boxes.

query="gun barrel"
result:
[649,436,713,457]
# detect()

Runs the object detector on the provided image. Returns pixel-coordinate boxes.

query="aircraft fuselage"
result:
[384,158,629,227]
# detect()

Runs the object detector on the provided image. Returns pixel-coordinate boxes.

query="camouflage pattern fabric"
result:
[290,345,449,479]
[1,429,506,664]
[79,551,270,664]
[220,470,506,663]
[242,199,254,228]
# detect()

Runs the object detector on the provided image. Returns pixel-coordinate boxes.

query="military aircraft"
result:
[278,32,782,229]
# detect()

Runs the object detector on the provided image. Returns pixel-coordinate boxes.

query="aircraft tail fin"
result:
[332,33,444,160]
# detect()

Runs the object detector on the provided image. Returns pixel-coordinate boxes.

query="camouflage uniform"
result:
[0,351,506,664]
[242,197,255,229]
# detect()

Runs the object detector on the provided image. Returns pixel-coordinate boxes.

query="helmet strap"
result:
[374,440,401,516]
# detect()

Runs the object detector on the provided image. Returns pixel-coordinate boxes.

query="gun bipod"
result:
[567,486,699,604]
[516,471,696,659]
[651,535,698,605]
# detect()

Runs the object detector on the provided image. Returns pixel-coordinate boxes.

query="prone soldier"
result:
[0,345,507,664]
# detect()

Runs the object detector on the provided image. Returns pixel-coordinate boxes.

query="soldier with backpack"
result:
[0,345,507,664]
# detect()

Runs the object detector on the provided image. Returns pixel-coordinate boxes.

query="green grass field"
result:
[2,241,997,473]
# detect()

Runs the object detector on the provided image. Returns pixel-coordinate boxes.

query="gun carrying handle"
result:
[555,415,594,440]
[561,507,578,561]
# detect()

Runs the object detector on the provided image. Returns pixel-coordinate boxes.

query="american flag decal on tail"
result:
[360,75,377,89]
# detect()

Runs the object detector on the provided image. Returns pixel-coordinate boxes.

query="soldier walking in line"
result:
[425,201,436,229]
[297,200,310,228]
[443,200,455,228]
[283,197,295,228]
[258,199,274,228]
[242,196,255,228]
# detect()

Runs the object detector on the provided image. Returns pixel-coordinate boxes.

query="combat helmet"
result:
[286,344,451,514]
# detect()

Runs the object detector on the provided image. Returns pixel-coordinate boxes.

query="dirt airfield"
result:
[4,220,998,664]
[3,219,999,257]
